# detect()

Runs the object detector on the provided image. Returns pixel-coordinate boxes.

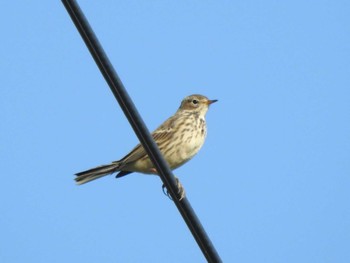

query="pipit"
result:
[75,94,217,200]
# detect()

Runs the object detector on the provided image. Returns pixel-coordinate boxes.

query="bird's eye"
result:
[192,99,199,105]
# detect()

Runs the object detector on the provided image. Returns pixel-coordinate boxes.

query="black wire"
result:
[61,1,222,262]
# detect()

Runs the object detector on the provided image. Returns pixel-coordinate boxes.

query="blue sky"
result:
[1,1,349,262]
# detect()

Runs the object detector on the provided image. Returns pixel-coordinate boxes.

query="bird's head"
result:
[178,94,218,116]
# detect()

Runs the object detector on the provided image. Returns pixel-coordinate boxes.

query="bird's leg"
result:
[149,168,158,174]
[152,167,185,200]
[161,183,170,198]
[175,177,186,200]
[162,176,186,201]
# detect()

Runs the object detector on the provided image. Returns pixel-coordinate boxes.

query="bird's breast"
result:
[170,117,206,168]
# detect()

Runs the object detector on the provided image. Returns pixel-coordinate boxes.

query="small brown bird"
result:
[75,94,217,198]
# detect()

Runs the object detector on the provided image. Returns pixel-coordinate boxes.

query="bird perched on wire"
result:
[75,94,217,200]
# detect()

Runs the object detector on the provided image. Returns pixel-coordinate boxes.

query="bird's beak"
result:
[207,99,218,105]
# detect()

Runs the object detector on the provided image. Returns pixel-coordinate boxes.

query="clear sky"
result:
[1,1,349,262]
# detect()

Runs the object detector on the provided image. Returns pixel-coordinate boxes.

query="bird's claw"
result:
[162,177,186,201]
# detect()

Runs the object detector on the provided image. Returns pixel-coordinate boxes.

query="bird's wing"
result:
[115,116,176,166]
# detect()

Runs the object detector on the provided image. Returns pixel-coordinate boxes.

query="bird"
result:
[75,94,217,199]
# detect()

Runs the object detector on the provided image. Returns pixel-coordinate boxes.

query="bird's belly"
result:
[170,133,205,169]
[127,129,206,173]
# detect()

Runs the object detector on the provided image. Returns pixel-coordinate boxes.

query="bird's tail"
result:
[75,162,120,185]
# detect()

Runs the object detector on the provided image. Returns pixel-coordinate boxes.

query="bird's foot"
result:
[162,176,186,201]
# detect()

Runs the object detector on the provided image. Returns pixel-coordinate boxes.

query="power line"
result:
[61,1,222,262]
